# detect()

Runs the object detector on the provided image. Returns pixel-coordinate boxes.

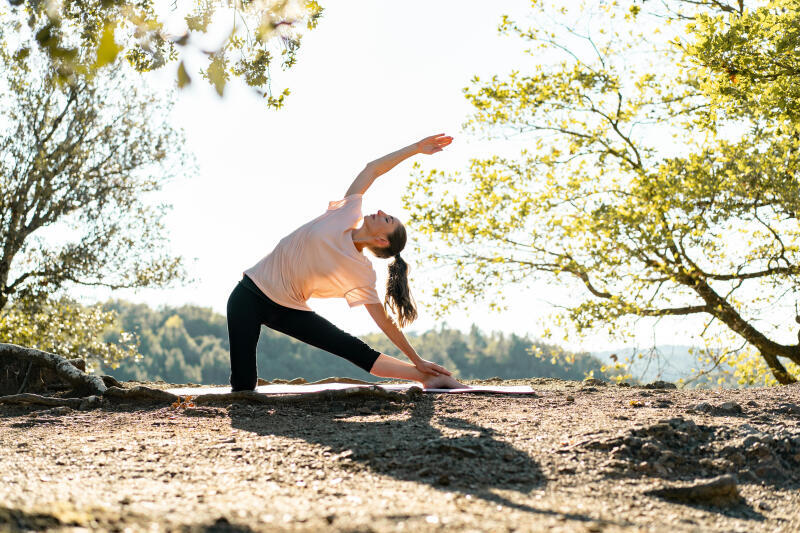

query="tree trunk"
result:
[686,275,798,384]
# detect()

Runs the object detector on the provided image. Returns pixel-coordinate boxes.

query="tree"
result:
[403,0,800,385]
[0,23,188,312]
[679,0,800,121]
[5,0,324,106]
[0,296,138,374]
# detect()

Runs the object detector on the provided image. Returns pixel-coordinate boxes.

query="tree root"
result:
[192,385,422,406]
[101,375,124,388]
[0,393,85,408]
[102,386,179,403]
[0,346,422,410]
[0,343,106,395]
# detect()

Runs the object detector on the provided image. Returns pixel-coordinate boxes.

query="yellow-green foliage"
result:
[0,297,138,374]
[404,0,800,385]
[2,0,324,106]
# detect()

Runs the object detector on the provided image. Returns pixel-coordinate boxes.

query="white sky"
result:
[88,0,707,351]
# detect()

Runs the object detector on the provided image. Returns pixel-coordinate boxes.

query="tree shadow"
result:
[228,395,609,524]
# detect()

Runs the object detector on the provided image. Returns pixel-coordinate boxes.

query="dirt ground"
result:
[1,378,799,532]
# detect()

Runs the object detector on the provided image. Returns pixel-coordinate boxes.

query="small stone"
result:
[640,442,660,459]
[566,396,574,402]
[777,403,800,415]
[742,435,760,448]
[753,461,785,480]
[644,380,677,390]
[79,395,102,411]
[646,475,743,507]
[717,401,742,415]
[582,378,608,387]
[657,450,678,464]
[738,469,759,483]
[694,402,713,413]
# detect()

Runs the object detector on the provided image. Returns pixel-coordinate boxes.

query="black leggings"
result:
[227,275,382,391]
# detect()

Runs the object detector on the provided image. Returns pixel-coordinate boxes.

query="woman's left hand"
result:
[414,359,452,376]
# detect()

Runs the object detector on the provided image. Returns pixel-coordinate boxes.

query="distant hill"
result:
[99,301,607,384]
[592,345,734,386]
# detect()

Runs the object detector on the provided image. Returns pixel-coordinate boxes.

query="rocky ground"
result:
[1,377,799,532]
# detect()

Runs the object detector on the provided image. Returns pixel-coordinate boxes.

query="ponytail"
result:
[367,223,417,327]
[385,253,418,328]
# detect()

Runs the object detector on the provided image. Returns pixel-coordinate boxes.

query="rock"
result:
[694,402,713,413]
[644,380,677,390]
[640,442,660,459]
[738,469,759,483]
[776,403,800,415]
[437,474,450,486]
[657,450,678,465]
[566,396,574,402]
[611,445,631,458]
[742,435,761,448]
[647,475,743,506]
[717,402,742,415]
[582,378,608,387]
[623,436,643,448]
[753,461,785,480]
[78,395,102,411]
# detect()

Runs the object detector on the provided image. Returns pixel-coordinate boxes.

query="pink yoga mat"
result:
[165,383,535,396]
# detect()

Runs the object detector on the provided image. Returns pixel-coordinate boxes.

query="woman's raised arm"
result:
[345,134,453,197]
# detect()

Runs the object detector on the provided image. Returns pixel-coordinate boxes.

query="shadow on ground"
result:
[229,395,609,524]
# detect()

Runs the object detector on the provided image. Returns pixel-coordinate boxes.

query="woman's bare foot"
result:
[421,374,467,389]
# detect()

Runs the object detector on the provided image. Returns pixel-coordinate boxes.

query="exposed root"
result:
[0,343,106,395]
[193,385,422,406]
[103,386,179,403]
[0,393,84,408]
[101,375,124,388]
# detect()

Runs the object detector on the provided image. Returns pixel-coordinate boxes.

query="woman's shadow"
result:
[228,394,579,518]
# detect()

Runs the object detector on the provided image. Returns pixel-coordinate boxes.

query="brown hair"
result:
[369,224,418,328]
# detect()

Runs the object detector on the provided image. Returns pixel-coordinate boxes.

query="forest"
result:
[98,300,604,384]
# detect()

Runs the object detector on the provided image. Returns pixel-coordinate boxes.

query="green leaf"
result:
[94,22,121,68]
[207,55,227,96]
[177,61,191,88]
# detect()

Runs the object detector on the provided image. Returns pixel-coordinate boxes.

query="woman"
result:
[227,133,465,391]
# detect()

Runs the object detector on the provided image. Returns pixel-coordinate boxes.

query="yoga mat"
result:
[165,383,535,396]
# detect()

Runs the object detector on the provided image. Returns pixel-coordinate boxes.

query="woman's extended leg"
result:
[369,353,465,388]
[265,307,464,387]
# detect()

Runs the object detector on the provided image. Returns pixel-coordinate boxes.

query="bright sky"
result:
[89,0,700,351]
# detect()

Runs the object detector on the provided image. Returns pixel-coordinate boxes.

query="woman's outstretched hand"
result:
[416,134,453,155]
[414,359,452,376]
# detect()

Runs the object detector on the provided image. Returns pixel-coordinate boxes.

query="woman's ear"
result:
[373,236,390,248]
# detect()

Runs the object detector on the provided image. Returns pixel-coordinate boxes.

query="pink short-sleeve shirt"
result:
[243,194,381,310]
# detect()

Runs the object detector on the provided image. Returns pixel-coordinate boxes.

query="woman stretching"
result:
[227,133,464,391]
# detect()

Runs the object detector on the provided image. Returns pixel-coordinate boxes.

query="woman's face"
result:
[366,210,401,237]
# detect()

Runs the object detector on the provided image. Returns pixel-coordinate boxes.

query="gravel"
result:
[1,378,798,532]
